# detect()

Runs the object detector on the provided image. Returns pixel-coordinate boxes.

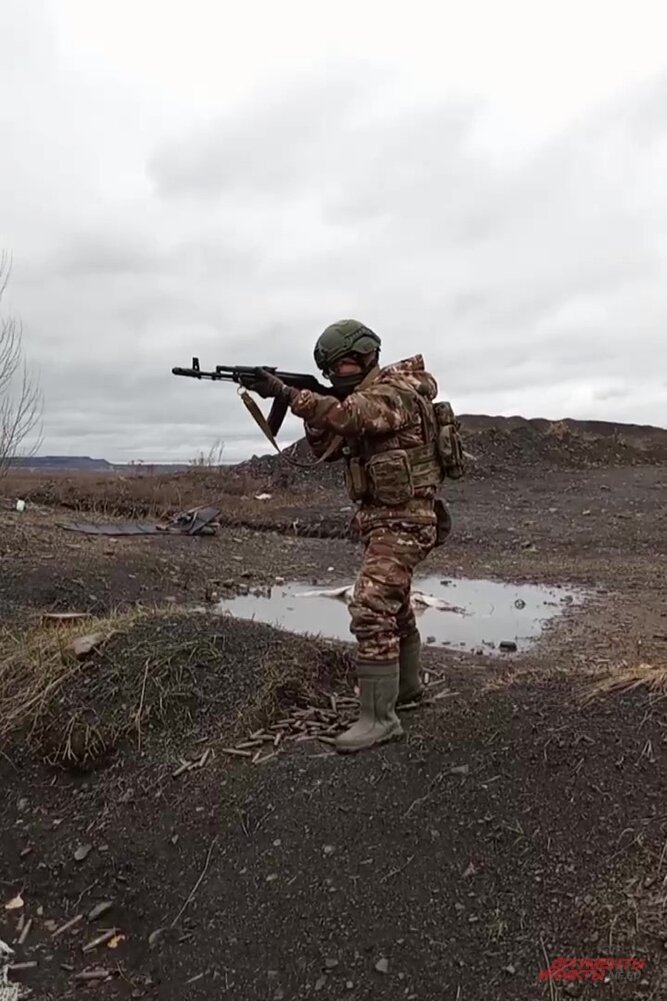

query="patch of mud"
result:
[212,576,585,654]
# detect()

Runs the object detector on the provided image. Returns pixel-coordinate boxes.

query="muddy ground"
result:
[0,464,666,1000]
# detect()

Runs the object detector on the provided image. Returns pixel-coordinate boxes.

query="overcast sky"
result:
[1,0,666,462]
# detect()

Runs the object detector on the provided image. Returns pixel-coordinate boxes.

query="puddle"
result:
[212,576,584,654]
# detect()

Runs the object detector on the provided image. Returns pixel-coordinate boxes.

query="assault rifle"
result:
[172,357,343,438]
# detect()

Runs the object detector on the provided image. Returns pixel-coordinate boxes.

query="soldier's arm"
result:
[288,385,412,437]
[303,422,343,462]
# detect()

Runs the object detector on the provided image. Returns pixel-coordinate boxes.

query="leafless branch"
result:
[0,251,43,475]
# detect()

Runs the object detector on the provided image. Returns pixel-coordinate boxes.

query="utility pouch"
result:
[366,450,414,507]
[433,401,465,479]
[344,456,368,502]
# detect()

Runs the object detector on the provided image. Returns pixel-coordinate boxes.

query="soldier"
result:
[243,320,461,753]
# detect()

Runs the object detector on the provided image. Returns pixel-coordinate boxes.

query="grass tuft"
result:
[579,661,667,705]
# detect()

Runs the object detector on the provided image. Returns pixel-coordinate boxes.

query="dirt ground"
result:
[1,463,666,1000]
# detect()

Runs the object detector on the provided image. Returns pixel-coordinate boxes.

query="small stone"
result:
[70,633,106,659]
[73,843,92,862]
[514,598,526,609]
[499,641,518,653]
[323,845,334,855]
[315,975,326,990]
[148,928,164,948]
[346,982,354,990]
[324,958,339,969]
[504,964,516,975]
[266,873,278,882]
[273,839,282,847]
[375,957,389,974]
[450,764,469,776]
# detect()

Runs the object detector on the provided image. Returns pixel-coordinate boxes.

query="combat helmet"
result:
[313,319,381,392]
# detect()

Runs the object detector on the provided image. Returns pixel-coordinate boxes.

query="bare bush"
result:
[0,252,43,475]
[189,438,226,473]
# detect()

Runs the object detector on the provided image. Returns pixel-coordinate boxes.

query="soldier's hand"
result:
[240,367,292,400]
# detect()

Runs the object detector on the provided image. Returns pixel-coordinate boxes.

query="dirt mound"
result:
[0,610,352,771]
[232,415,667,490]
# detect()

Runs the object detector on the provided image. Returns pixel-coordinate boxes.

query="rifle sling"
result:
[239,389,342,467]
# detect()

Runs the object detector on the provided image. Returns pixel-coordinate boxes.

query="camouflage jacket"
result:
[287,355,443,530]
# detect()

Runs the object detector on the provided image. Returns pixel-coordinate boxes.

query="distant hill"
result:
[6,415,667,475]
[8,455,114,471]
[6,456,192,473]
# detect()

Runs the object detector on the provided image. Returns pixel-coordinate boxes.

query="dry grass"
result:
[0,468,270,519]
[0,607,146,755]
[0,603,354,771]
[579,661,667,704]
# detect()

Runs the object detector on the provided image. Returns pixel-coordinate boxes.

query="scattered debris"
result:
[59,505,221,538]
[41,611,91,626]
[296,585,466,614]
[82,929,119,953]
[52,914,83,938]
[74,968,110,982]
[148,928,164,948]
[87,901,113,922]
[17,920,32,946]
[71,632,106,659]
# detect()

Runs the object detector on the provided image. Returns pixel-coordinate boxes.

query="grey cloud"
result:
[148,69,373,200]
[2,11,666,465]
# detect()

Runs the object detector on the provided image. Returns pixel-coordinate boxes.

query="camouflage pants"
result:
[348,523,437,664]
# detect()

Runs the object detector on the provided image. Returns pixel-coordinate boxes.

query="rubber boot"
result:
[335,661,403,754]
[397,628,423,705]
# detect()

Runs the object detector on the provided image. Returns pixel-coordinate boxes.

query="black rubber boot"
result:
[397,629,423,704]
[335,661,403,753]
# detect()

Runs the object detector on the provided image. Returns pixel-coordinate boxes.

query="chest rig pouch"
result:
[432,401,465,480]
[344,447,420,506]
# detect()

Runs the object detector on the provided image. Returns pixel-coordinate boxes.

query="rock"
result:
[73,843,92,862]
[324,958,339,969]
[375,958,389,974]
[450,764,469,776]
[315,976,326,990]
[70,633,106,659]
[499,640,518,652]
[514,598,526,609]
